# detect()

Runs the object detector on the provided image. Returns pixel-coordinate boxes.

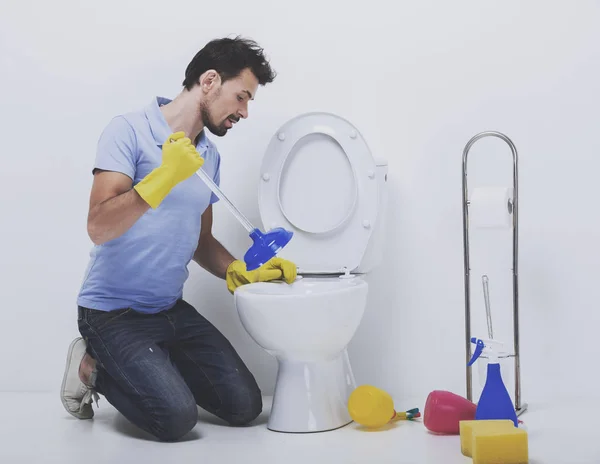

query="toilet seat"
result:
[258,112,378,274]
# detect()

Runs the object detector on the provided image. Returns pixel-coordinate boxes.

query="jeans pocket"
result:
[84,307,134,331]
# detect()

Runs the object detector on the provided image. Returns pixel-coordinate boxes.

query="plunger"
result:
[195,168,293,270]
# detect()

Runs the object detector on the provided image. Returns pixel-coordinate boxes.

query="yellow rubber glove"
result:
[134,131,204,209]
[226,257,297,294]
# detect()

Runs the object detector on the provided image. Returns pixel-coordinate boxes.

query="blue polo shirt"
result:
[77,97,221,313]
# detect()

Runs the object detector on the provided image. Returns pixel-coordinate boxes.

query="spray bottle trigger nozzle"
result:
[467,338,485,366]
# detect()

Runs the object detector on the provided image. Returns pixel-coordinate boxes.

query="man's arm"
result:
[87,170,150,245]
[192,205,236,279]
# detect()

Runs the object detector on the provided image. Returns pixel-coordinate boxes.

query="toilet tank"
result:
[353,158,388,274]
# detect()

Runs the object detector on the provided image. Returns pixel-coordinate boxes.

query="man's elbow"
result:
[87,218,107,246]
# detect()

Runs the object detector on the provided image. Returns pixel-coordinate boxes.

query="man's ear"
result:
[199,70,221,93]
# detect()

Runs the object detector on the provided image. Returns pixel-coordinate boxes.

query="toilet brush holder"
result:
[461,131,527,417]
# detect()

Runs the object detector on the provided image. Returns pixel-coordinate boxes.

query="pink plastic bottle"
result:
[423,390,477,434]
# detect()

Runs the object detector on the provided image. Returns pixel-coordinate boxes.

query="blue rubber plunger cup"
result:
[244,227,294,271]
[193,167,294,271]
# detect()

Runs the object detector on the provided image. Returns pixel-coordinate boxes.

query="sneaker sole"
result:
[60,337,92,420]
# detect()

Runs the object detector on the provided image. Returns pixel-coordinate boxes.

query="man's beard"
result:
[201,103,230,137]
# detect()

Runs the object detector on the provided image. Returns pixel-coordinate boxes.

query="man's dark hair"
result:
[182,36,276,89]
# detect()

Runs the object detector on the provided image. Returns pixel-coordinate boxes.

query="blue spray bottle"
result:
[467,337,518,427]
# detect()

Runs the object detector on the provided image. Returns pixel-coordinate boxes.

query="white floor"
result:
[0,392,594,463]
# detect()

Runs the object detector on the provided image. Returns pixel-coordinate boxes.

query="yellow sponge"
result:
[459,420,515,457]
[472,427,528,464]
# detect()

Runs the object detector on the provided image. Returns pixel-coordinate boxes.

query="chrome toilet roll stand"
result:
[461,131,528,417]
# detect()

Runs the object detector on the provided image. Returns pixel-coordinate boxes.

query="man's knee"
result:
[148,396,198,442]
[222,383,263,426]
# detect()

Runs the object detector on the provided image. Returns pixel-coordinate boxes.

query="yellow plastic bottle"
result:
[348,385,414,428]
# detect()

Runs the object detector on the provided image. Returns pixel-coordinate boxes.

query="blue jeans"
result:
[77,299,262,441]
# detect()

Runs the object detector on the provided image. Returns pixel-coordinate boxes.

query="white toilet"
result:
[233,112,388,433]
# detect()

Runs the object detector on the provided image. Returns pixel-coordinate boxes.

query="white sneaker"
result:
[60,337,99,419]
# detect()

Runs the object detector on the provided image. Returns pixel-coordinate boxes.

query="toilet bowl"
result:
[235,276,367,432]
[233,112,388,433]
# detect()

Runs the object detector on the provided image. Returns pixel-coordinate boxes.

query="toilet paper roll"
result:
[468,187,514,229]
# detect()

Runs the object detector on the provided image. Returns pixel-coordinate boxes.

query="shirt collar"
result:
[144,96,208,151]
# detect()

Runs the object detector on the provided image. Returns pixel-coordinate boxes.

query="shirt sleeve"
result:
[210,151,221,204]
[93,116,138,180]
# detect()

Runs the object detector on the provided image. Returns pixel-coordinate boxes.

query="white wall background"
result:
[1,0,599,410]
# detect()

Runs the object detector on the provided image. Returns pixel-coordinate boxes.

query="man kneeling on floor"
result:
[60,36,297,441]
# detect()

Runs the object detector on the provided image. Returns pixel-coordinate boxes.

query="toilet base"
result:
[267,349,356,433]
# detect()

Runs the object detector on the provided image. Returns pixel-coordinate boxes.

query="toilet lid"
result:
[258,112,378,274]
